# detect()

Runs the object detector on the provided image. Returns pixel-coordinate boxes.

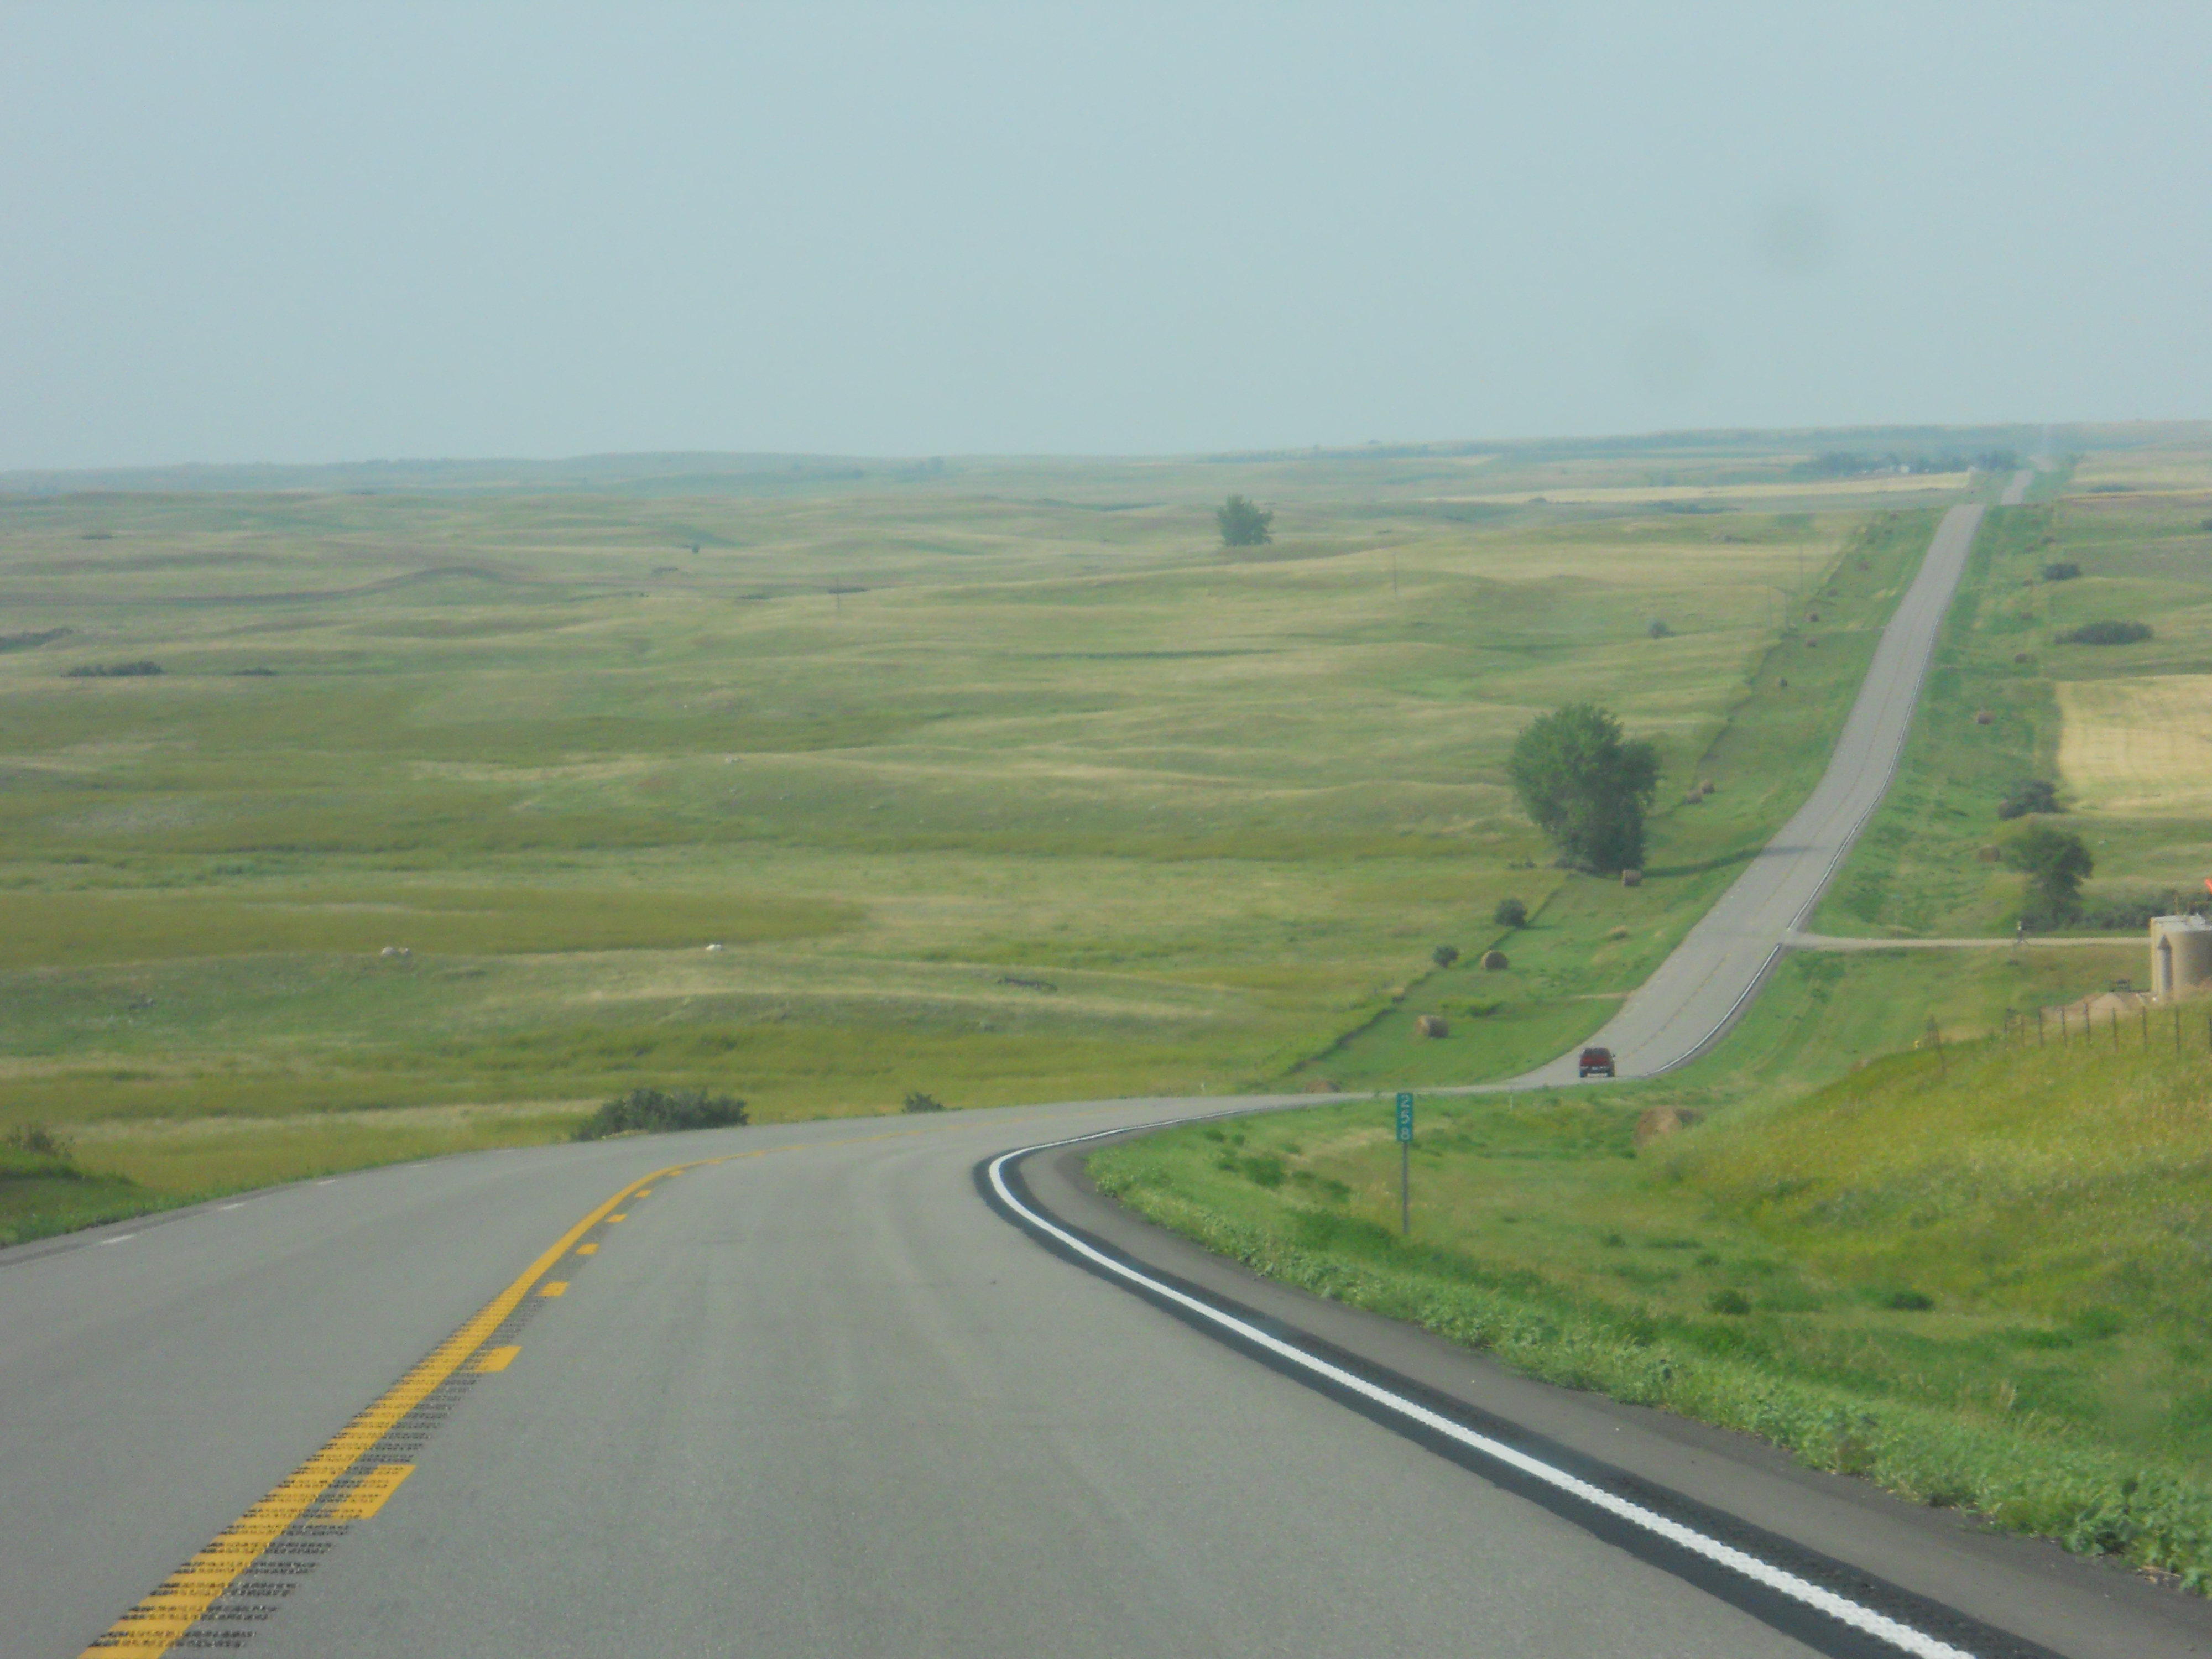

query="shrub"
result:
[2005,822,2094,924]
[1238,1154,1284,1188]
[1884,1290,1935,1312]
[3,1123,74,1159]
[1707,1288,1752,1316]
[571,1086,748,1141]
[1493,897,1528,928]
[63,660,163,679]
[2078,889,2172,930]
[2055,620,2151,646]
[902,1089,945,1114]
[1646,618,1672,638]
[2039,561,2080,582]
[1431,944,1459,968]
[1997,779,2062,820]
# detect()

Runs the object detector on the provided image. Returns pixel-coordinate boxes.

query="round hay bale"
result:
[1807,610,1820,623]
[1621,868,1643,888]
[1481,949,1509,971]
[378,945,410,960]
[1974,709,1994,726]
[1685,790,1704,805]
[2013,650,2032,663]
[1777,676,1788,688]
[1633,1106,1703,1150]
[1414,1013,1449,1039]
[1607,925,1630,940]
[1804,637,1818,648]
[1975,844,2002,863]
[1700,780,1716,796]
[705,942,725,952]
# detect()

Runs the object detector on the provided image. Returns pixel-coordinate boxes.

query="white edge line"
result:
[988,1133,1976,1659]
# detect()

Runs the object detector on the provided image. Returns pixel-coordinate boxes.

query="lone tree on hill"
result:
[2005,821,2093,925]
[1217,494,1273,547]
[1507,703,1661,873]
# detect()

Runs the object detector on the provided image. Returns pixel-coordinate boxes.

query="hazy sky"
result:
[5,2,2208,469]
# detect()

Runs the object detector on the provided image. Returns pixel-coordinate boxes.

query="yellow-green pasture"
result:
[0,449,1929,1228]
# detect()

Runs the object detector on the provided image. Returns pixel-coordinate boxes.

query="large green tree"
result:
[1507,703,1661,872]
[2004,821,2093,924]
[1216,494,1273,547]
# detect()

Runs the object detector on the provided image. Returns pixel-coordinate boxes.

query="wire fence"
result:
[2001,1000,2212,1053]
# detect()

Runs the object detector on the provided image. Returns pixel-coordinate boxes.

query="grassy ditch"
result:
[1092,995,2212,1587]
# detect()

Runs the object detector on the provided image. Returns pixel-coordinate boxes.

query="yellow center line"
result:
[473,1346,521,1374]
[78,1114,1050,1658]
[575,1243,598,1256]
[77,1159,681,1658]
[324,1464,413,1521]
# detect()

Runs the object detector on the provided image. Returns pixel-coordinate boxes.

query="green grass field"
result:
[2,439,1969,1236]
[1094,973,2212,1585]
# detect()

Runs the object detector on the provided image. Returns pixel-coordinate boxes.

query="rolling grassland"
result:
[0,447,1922,1234]
[1088,433,2212,1584]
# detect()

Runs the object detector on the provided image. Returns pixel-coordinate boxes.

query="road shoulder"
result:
[1021,1132,2212,1659]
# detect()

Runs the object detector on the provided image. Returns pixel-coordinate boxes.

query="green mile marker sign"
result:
[1395,1091,1415,1143]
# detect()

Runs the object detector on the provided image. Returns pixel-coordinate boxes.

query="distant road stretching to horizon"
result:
[1506,496,1989,1087]
[15,469,2209,1658]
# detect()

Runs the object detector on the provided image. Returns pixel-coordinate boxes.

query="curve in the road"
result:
[983,1131,2053,1659]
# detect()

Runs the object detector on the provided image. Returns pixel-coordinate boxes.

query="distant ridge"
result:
[6,420,2201,497]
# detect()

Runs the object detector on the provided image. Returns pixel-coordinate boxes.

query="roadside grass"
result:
[1092,967,2212,1585]
[0,1137,157,1247]
[1821,486,2212,938]
[0,1103,589,1248]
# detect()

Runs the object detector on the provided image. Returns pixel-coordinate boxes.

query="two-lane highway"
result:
[1512,501,1988,1083]
[13,481,2207,1657]
[13,1105,1825,1659]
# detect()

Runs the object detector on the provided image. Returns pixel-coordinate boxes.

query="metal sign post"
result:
[1395,1092,1414,1236]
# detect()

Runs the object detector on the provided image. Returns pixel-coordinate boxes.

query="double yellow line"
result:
[80,1160,682,1656]
[83,1119,969,1656]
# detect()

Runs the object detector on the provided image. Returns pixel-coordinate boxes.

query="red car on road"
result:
[1578,1046,1616,1078]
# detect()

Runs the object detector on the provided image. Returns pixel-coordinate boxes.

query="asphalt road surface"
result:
[1510,503,1988,1084]
[11,493,2207,1658]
